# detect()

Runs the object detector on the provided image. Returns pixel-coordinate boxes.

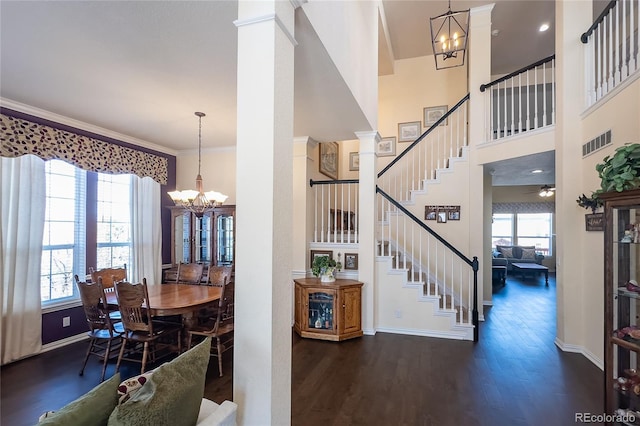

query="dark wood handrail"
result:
[377,186,479,341]
[479,55,555,92]
[310,179,359,187]
[581,0,617,43]
[377,93,470,178]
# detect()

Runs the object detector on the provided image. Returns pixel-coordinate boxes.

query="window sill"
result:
[42,299,82,314]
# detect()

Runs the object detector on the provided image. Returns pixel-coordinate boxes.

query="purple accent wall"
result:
[1,107,178,344]
[42,306,87,344]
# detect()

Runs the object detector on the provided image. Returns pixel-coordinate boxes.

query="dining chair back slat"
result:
[208,265,232,288]
[90,265,127,292]
[176,262,204,285]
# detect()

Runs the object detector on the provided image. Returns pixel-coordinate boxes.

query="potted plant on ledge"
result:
[312,253,342,283]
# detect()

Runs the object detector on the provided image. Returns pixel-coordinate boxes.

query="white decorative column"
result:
[355,130,379,334]
[554,1,591,349]
[292,136,317,280]
[468,4,494,321]
[234,1,296,424]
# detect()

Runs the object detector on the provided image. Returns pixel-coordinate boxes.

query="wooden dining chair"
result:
[114,279,182,374]
[75,277,124,382]
[207,265,232,287]
[186,278,234,376]
[175,262,204,285]
[89,265,127,320]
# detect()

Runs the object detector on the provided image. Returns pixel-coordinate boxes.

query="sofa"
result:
[38,337,237,426]
[493,245,544,271]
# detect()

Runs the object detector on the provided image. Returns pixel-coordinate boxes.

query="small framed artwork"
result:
[425,206,438,221]
[437,211,447,223]
[310,250,333,266]
[349,152,360,171]
[585,213,604,231]
[447,206,460,221]
[398,121,421,142]
[376,137,396,157]
[319,142,339,179]
[424,105,448,127]
[344,253,358,270]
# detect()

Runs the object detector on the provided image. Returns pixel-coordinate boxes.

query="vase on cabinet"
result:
[320,268,336,282]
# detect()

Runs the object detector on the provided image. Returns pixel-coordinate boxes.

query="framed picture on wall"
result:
[349,152,360,171]
[398,121,421,142]
[424,105,448,127]
[310,250,333,266]
[319,142,339,179]
[376,137,396,157]
[344,253,358,270]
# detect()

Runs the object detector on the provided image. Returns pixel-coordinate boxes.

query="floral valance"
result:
[0,113,168,185]
[493,202,555,214]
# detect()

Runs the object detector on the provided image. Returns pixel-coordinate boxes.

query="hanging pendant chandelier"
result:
[168,112,227,216]
[429,0,470,70]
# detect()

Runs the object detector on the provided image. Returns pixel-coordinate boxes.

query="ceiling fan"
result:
[538,185,556,197]
[523,185,556,197]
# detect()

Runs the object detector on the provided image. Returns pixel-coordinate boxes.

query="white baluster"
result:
[635,0,639,72]
[510,76,515,135]
[502,80,507,138]
[526,70,531,131]
[313,184,318,242]
[598,24,603,99]
[608,14,614,91]
[552,58,556,124]
[518,74,522,133]
[542,62,547,126]
[615,3,621,84]
[623,0,628,78]
[534,66,538,129]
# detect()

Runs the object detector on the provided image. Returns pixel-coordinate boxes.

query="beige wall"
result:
[175,148,237,205]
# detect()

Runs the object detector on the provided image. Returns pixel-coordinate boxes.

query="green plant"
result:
[576,192,603,214]
[311,254,342,277]
[596,143,640,192]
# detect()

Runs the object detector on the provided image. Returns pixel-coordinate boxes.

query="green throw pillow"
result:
[39,372,121,426]
[108,337,211,426]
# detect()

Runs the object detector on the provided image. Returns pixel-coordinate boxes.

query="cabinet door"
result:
[172,210,192,264]
[306,288,336,333]
[213,207,235,266]
[340,287,361,334]
[193,213,212,264]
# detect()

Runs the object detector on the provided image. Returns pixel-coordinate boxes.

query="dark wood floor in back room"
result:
[1,273,603,426]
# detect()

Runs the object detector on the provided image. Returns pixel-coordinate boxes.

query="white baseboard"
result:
[41,333,88,353]
[554,337,604,371]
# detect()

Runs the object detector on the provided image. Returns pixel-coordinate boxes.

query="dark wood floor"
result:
[2,273,603,426]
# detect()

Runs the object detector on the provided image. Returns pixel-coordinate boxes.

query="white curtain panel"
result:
[130,175,162,285]
[0,154,46,364]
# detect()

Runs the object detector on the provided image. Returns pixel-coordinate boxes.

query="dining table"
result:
[106,283,222,329]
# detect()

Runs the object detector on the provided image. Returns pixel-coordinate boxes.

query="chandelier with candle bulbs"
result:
[168,112,227,216]
[429,0,470,70]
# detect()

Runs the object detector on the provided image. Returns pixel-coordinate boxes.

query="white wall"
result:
[175,148,237,205]
[302,0,379,130]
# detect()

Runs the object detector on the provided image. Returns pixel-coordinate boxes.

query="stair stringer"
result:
[375,256,474,341]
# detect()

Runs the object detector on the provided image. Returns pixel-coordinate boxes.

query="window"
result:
[96,174,132,269]
[492,212,553,255]
[41,160,86,303]
[41,160,132,305]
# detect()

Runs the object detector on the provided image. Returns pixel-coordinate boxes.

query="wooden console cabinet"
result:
[294,278,363,341]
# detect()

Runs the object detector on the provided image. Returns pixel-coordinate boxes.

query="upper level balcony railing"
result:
[480,55,556,142]
[581,0,640,107]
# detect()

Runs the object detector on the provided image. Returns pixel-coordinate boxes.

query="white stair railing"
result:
[480,55,556,142]
[310,179,359,244]
[377,94,469,204]
[582,0,640,107]
[377,188,479,340]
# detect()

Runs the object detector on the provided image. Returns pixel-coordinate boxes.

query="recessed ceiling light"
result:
[539,23,550,32]
[531,169,543,174]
